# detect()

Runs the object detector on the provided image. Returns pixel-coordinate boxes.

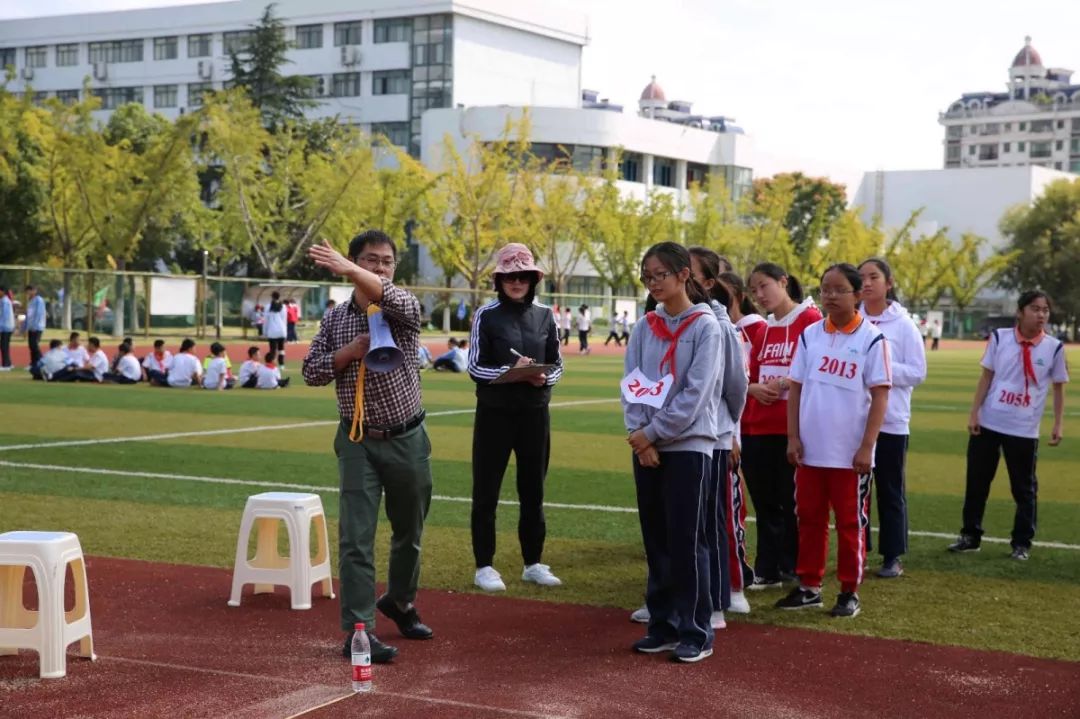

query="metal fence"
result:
[0,265,642,339]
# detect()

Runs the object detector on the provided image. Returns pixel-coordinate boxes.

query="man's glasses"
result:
[359,255,396,269]
[501,272,535,283]
[639,270,674,286]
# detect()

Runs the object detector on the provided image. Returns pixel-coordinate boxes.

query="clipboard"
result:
[490,363,557,385]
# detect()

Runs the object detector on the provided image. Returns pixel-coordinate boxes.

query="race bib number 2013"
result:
[621,367,673,408]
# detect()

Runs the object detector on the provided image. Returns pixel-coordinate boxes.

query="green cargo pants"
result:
[334,419,433,632]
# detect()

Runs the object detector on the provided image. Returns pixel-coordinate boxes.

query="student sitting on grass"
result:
[256,350,290,389]
[203,342,236,390]
[104,342,141,384]
[433,337,468,372]
[31,339,67,381]
[160,338,201,388]
[203,343,232,377]
[63,331,89,369]
[110,337,134,374]
[71,336,110,382]
[142,339,172,384]
[238,346,261,388]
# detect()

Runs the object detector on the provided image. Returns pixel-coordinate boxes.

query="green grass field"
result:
[2,346,1079,662]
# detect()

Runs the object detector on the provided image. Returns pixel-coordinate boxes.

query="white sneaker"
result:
[630,604,650,623]
[728,591,751,614]
[0,366,11,372]
[521,563,562,586]
[711,611,727,630]
[474,566,506,592]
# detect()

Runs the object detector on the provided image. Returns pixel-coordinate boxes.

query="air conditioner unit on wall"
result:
[340,46,361,67]
[198,60,213,80]
[93,62,108,80]
[20,66,33,81]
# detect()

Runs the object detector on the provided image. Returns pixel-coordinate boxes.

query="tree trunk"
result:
[113,259,126,338]
[62,272,72,330]
[129,275,140,334]
[442,275,452,333]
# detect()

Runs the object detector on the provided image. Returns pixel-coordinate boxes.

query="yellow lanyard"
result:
[348,305,380,443]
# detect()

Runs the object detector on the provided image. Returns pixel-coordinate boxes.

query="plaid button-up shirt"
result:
[302,278,423,426]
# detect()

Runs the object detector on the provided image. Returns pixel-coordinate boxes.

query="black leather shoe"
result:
[376,594,434,639]
[342,631,399,663]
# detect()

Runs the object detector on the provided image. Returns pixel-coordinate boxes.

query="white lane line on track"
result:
[0,398,619,452]
[109,657,568,719]
[3,459,1078,551]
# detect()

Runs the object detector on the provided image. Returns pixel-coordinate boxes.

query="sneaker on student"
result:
[632,635,678,654]
[947,534,981,553]
[474,566,506,592]
[1010,546,1030,561]
[747,576,782,591]
[775,586,823,610]
[522,563,562,586]
[710,611,726,630]
[829,592,861,618]
[727,591,751,614]
[672,643,713,663]
[630,605,650,624]
[876,558,904,578]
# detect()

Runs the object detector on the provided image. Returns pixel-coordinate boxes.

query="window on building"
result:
[1073,118,1080,132]
[31,91,49,105]
[374,18,411,43]
[978,144,998,161]
[1030,141,1052,158]
[621,152,642,182]
[295,24,323,49]
[55,89,79,104]
[297,75,326,98]
[187,82,212,107]
[1004,122,1012,131]
[1018,141,1026,151]
[88,39,144,64]
[223,31,253,55]
[946,145,961,161]
[1030,119,1053,133]
[1071,138,1080,154]
[946,126,962,139]
[92,86,144,109]
[968,145,976,155]
[153,84,177,108]
[1003,142,1011,153]
[1057,120,1065,129]
[1056,140,1064,151]
[25,46,47,68]
[1070,160,1080,173]
[0,48,15,69]
[409,14,453,156]
[188,34,212,58]
[153,36,178,61]
[372,122,410,147]
[56,44,78,66]
[334,21,363,46]
[372,70,409,95]
[1055,162,1063,170]
[332,72,362,97]
[653,157,676,187]
[1019,121,1027,131]
[572,145,605,174]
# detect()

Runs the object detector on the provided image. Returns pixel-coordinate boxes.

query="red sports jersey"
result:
[742,300,822,436]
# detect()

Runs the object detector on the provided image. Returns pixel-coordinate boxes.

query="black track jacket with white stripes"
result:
[468,299,564,409]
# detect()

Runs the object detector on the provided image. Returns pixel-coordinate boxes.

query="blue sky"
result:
[3,0,1078,193]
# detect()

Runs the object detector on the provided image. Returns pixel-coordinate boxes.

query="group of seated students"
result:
[31,333,288,390]
[418,337,468,372]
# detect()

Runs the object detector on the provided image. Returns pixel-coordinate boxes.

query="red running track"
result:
[1,557,1078,718]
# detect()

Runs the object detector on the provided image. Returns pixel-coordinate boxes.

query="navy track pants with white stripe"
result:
[634,450,714,651]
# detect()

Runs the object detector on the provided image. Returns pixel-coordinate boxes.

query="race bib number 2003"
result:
[621,367,673,408]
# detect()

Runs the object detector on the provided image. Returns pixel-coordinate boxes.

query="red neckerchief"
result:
[645,310,706,380]
[1019,334,1041,402]
[153,351,166,369]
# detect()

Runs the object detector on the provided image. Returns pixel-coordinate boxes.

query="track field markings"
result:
[3,459,1078,552]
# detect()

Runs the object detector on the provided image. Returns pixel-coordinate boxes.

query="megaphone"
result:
[365,307,405,373]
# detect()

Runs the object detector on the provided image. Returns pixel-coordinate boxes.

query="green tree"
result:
[0,89,48,264]
[882,212,954,311]
[683,172,756,267]
[946,233,1017,335]
[751,172,847,257]
[1000,178,1080,330]
[516,158,590,295]
[227,3,315,128]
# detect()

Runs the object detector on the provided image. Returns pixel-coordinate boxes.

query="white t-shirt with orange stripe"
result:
[977,328,1069,439]
[789,314,892,469]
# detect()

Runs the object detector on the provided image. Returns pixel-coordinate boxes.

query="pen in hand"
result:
[509,348,535,365]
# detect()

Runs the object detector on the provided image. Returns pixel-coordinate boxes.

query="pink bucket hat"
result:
[493,243,544,280]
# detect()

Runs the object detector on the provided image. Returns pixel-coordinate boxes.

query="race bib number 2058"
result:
[621,367,673,408]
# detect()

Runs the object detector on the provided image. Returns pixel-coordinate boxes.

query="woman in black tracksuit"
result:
[468,243,565,593]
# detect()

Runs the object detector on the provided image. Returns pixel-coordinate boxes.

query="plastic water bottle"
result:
[351,622,373,693]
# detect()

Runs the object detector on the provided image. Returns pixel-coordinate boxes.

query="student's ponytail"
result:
[719,271,758,317]
[688,246,732,308]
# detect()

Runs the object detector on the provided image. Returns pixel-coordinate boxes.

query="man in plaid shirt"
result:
[304,231,434,664]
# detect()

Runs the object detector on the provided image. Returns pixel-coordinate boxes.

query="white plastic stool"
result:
[0,531,96,679]
[228,492,335,610]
